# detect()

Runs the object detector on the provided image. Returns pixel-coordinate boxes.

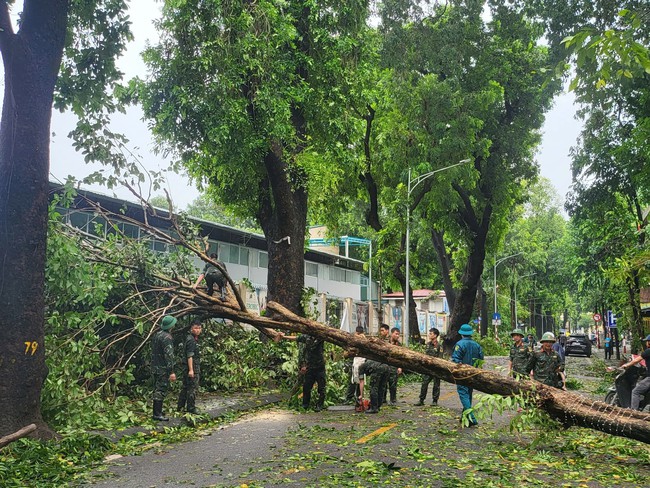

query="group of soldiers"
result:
[147,303,564,423]
[150,315,203,421]
[509,328,565,388]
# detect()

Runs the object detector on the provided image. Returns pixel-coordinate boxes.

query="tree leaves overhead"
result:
[138,0,370,214]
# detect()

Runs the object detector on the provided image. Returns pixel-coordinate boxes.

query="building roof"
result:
[382,289,445,299]
[49,183,366,271]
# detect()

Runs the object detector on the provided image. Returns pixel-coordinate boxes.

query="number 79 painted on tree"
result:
[24,341,38,355]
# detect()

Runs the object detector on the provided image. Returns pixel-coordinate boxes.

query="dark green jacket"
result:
[182,333,200,373]
[425,341,443,358]
[152,329,175,375]
[297,335,325,370]
[510,342,532,375]
[358,359,390,377]
[530,349,564,387]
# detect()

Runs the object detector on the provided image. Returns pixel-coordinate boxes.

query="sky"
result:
[3,0,582,211]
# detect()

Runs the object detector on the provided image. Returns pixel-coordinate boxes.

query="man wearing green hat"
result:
[529,332,564,388]
[509,328,531,379]
[451,323,484,427]
[151,315,177,421]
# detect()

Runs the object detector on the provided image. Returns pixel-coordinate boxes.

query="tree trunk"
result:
[478,281,488,337]
[257,148,308,316]
[431,228,456,311]
[207,299,650,444]
[0,0,68,440]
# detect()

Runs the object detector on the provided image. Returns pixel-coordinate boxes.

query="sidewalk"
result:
[92,390,287,442]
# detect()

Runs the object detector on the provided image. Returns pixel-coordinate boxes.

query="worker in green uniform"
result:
[415,328,442,406]
[529,332,565,388]
[151,315,177,421]
[279,333,326,411]
[177,319,202,414]
[386,327,403,405]
[509,328,532,379]
[358,359,390,414]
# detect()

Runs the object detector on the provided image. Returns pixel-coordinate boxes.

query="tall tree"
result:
[137,0,371,315]
[0,0,131,438]
[340,1,560,345]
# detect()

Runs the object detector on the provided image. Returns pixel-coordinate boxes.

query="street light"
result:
[404,158,472,346]
[492,252,523,332]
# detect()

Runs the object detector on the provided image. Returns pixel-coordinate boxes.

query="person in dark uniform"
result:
[345,326,366,404]
[509,328,532,379]
[529,332,565,388]
[177,319,202,414]
[386,327,403,405]
[194,252,228,300]
[151,315,177,421]
[280,333,326,411]
[415,328,442,406]
[358,359,390,414]
[451,323,484,427]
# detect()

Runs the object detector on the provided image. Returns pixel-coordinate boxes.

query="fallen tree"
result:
[59,190,650,444]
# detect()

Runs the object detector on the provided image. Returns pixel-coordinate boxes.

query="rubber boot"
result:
[152,400,169,421]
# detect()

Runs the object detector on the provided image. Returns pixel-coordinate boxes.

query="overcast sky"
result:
[4,0,581,211]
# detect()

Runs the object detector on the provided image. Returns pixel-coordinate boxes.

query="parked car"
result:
[565,334,592,357]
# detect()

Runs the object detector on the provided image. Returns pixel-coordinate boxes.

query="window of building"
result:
[68,211,89,231]
[346,270,360,285]
[87,215,107,237]
[228,244,240,264]
[258,251,268,268]
[306,262,318,277]
[329,267,345,282]
[239,247,249,266]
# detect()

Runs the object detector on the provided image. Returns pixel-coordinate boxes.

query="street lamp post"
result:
[492,252,522,334]
[404,158,471,346]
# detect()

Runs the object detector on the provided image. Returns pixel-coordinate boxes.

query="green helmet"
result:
[510,328,525,337]
[540,332,555,343]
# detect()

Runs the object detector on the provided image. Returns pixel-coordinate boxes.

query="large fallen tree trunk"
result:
[64,194,650,444]
[208,300,650,443]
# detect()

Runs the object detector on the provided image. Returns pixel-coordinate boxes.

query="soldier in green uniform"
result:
[177,319,202,414]
[358,359,390,414]
[280,333,326,411]
[193,252,227,300]
[386,327,403,405]
[151,315,177,421]
[529,332,565,388]
[415,328,442,406]
[509,328,532,379]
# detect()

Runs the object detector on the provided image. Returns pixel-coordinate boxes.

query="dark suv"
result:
[565,334,592,358]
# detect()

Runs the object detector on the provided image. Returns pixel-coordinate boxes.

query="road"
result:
[86,354,649,488]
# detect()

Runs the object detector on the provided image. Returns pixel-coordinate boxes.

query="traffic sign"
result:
[607,310,618,328]
[593,313,601,322]
[492,312,501,320]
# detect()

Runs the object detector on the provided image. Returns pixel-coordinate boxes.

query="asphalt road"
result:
[85,353,646,488]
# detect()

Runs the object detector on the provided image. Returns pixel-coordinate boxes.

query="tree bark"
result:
[186,294,650,444]
[257,302,650,444]
[257,147,308,316]
[0,0,68,440]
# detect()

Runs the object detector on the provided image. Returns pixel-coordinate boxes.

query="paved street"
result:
[86,354,647,488]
